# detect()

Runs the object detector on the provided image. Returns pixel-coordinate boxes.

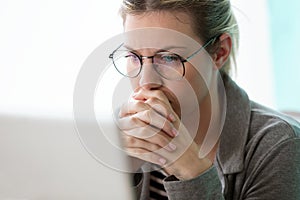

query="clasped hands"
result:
[118,89,212,180]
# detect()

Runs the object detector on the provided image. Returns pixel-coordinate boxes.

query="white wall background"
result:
[231,0,275,108]
[0,0,275,118]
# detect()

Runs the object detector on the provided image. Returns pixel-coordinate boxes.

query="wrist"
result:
[166,157,212,181]
[177,158,213,180]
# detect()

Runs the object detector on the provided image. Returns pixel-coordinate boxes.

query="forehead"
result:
[123,11,202,54]
[124,11,200,43]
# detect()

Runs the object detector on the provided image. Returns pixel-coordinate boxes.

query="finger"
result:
[123,127,177,151]
[145,97,178,123]
[118,108,178,137]
[134,109,178,137]
[117,114,148,130]
[122,134,176,152]
[133,89,170,105]
[119,100,150,118]
[125,147,168,166]
[133,90,178,122]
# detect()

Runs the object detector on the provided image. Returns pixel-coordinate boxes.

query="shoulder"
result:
[245,101,300,167]
[249,101,300,140]
[240,102,300,199]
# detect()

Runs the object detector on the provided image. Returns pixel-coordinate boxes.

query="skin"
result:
[118,11,232,180]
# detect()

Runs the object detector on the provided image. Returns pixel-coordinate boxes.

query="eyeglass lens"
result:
[112,50,184,80]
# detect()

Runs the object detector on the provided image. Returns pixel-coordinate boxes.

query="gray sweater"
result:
[133,74,300,199]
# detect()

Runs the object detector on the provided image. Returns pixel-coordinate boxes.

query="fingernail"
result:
[172,128,179,137]
[169,113,176,122]
[169,143,177,151]
[164,143,176,152]
[159,158,166,165]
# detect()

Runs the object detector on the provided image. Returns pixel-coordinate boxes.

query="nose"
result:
[139,60,163,90]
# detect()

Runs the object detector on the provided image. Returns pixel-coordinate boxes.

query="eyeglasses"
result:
[109,37,216,80]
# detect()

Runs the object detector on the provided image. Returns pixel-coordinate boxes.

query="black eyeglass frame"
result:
[109,36,218,80]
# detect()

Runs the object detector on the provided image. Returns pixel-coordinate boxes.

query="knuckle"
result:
[134,101,148,109]
[157,135,170,147]
[119,105,127,117]
[158,104,168,114]
[139,127,150,137]
[149,143,159,152]
[132,148,146,155]
[145,97,158,105]
[163,120,173,131]
[152,90,163,98]
[133,101,142,107]
[130,115,147,128]
[147,99,168,116]
[126,136,136,145]
[148,153,159,163]
[130,115,140,124]
[148,133,165,147]
[142,109,151,120]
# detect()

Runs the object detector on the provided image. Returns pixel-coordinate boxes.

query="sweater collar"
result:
[216,73,251,174]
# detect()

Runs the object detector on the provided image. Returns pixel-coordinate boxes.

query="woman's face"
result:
[123,11,216,118]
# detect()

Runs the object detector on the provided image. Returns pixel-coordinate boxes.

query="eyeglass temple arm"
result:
[185,36,217,61]
[109,43,124,58]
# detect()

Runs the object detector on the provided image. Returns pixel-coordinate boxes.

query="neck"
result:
[185,73,223,162]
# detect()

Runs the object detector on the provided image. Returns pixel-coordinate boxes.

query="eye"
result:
[157,53,181,65]
[124,52,140,64]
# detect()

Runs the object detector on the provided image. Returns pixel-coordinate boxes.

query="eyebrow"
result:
[123,45,187,52]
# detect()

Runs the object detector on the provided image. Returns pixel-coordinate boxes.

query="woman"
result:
[110,0,300,199]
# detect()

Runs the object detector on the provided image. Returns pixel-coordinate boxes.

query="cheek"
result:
[172,84,199,115]
[130,78,139,91]
[183,63,211,104]
[166,72,208,118]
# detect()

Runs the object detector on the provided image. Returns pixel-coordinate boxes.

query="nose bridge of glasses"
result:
[138,55,163,81]
[140,55,155,65]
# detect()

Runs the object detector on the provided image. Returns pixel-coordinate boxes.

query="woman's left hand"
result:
[119,89,212,180]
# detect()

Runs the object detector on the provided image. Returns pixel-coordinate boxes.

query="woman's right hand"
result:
[117,89,178,167]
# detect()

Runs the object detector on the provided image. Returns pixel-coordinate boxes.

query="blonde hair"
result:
[120,0,239,76]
